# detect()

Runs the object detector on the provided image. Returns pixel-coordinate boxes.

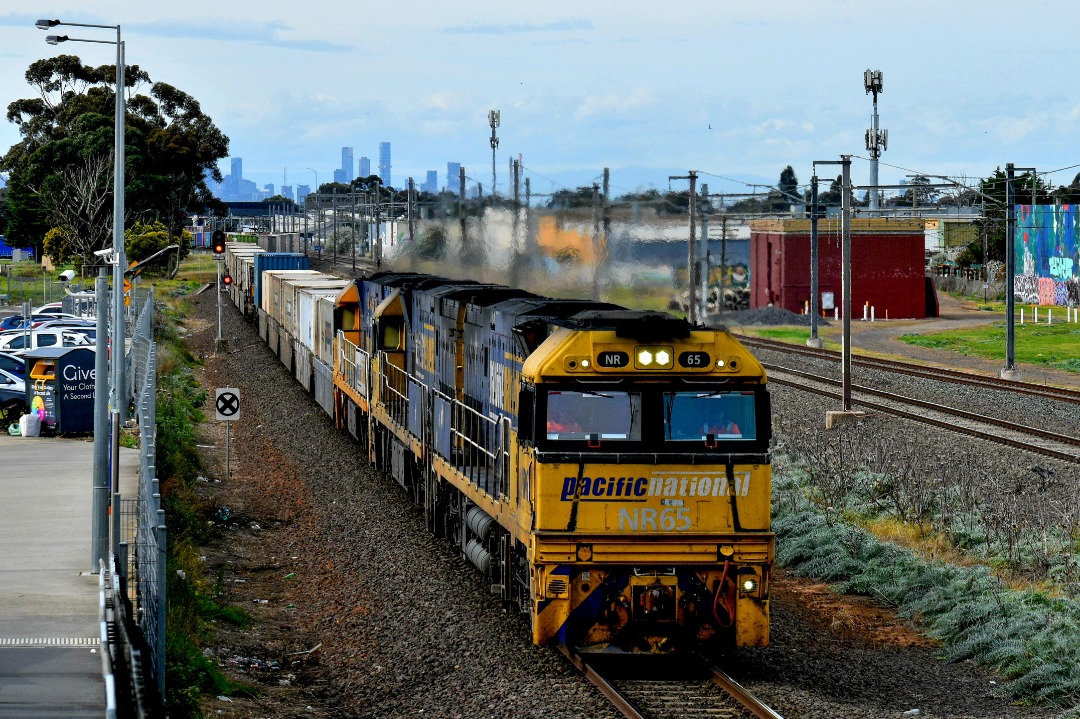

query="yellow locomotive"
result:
[328,273,773,651]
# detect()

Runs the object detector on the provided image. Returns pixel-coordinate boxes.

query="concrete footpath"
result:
[0,433,139,718]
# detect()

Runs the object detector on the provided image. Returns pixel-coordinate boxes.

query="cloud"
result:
[421,92,461,113]
[443,19,593,35]
[755,118,793,134]
[574,87,655,122]
[129,18,350,52]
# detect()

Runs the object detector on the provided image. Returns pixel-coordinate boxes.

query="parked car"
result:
[31,303,65,316]
[34,318,97,331]
[14,312,86,329]
[0,351,26,379]
[0,366,26,427]
[0,315,26,331]
[0,328,95,357]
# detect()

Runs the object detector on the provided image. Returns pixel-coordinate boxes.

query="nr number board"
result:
[678,351,711,368]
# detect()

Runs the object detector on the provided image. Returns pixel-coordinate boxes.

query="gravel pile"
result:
[188,288,1065,719]
[706,306,830,328]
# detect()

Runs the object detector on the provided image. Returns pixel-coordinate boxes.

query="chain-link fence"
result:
[117,286,167,703]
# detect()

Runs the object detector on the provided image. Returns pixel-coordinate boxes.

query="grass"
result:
[902,319,1080,373]
[126,261,258,717]
[774,469,1080,709]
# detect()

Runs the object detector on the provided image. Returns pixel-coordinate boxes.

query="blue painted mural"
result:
[1014,205,1080,306]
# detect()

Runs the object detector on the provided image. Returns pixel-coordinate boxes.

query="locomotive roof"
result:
[561,309,691,341]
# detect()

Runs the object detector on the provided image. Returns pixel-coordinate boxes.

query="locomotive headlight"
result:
[635,346,674,369]
[581,358,590,368]
[716,358,726,368]
[742,578,759,594]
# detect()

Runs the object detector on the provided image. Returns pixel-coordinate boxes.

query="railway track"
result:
[764,362,1080,463]
[557,646,784,719]
[737,335,1080,405]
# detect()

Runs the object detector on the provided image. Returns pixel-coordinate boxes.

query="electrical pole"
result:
[591,182,601,300]
[408,177,416,269]
[1003,163,1018,379]
[699,182,709,320]
[667,172,700,325]
[864,69,887,211]
[459,165,468,262]
[489,110,500,198]
[510,160,521,285]
[808,171,823,348]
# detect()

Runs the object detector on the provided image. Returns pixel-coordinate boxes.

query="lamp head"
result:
[46,35,67,45]
[36,19,60,30]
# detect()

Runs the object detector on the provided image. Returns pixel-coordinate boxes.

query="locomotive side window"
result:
[545,390,641,441]
[663,391,756,441]
[377,318,403,350]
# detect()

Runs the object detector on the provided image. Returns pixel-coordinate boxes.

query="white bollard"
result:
[1034,306,1039,323]
[834,307,839,321]
[871,306,876,322]
[1048,309,1052,326]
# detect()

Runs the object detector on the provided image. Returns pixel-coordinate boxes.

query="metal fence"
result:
[117,286,167,705]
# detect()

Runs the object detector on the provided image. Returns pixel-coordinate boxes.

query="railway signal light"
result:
[222,272,233,287]
[212,229,226,255]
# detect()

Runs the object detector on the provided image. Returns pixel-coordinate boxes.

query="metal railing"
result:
[377,355,509,499]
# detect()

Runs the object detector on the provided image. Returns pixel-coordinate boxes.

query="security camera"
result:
[93,248,114,258]
[59,269,76,282]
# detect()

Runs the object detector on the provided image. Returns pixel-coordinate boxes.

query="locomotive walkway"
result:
[0,433,138,718]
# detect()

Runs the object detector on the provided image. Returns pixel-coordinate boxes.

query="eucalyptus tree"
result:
[1,54,228,265]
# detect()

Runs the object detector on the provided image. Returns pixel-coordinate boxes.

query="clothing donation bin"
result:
[23,346,97,434]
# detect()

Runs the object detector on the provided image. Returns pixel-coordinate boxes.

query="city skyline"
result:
[5,3,1080,201]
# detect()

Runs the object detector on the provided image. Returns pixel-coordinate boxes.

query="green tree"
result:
[778,165,801,204]
[1,55,227,264]
[263,194,297,211]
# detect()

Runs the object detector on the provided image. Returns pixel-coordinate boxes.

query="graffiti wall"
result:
[1015,205,1080,306]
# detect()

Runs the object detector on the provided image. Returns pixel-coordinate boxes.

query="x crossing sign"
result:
[215,388,240,421]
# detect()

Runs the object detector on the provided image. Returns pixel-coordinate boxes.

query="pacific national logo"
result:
[561,472,750,501]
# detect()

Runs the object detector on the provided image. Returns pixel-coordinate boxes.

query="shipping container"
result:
[253,253,309,310]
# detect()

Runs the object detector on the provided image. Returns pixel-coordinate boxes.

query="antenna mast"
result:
[864,69,886,210]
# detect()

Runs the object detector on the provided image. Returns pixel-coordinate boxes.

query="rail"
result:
[557,645,785,719]
[765,364,1080,463]
[738,335,1080,405]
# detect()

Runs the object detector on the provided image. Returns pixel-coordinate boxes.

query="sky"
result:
[2,0,1080,201]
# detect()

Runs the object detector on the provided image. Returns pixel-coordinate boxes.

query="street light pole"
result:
[39,19,126,422]
[38,17,126,572]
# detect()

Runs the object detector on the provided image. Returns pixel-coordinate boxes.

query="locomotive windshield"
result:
[538,385,765,450]
[545,390,642,441]
[663,391,757,441]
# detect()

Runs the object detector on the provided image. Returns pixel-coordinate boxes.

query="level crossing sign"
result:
[215,388,240,421]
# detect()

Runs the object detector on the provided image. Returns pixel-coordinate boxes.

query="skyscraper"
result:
[341,147,354,183]
[422,171,438,194]
[231,157,242,180]
[447,162,461,194]
[379,142,391,187]
[360,157,370,178]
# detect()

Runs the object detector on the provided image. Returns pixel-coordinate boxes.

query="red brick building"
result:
[749,218,938,319]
